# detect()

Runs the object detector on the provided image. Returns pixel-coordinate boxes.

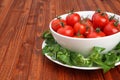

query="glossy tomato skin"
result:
[57,25,74,37]
[103,21,119,35]
[73,31,85,38]
[73,35,85,38]
[66,13,81,26]
[82,18,93,27]
[73,22,86,35]
[92,12,109,29]
[118,24,120,31]
[87,30,106,38]
[81,18,94,36]
[51,19,66,31]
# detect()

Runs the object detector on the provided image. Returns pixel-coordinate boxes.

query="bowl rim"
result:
[49,11,120,41]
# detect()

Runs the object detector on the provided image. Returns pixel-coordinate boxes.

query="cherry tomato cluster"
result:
[51,10,120,38]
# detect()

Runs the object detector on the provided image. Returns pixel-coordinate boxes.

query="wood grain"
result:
[0,0,120,80]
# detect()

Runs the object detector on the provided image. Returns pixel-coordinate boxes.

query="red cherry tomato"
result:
[109,15,118,23]
[51,18,66,31]
[57,25,74,37]
[92,10,109,29]
[66,13,81,26]
[118,24,120,31]
[73,22,86,35]
[103,21,119,35]
[82,18,93,27]
[87,28,106,38]
[73,31,85,38]
[73,35,85,38]
[81,18,94,36]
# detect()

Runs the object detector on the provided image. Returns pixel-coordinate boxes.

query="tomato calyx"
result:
[74,30,84,38]
[113,20,119,27]
[95,28,101,33]
[96,9,106,17]
[96,9,101,13]
[60,21,65,27]
[100,13,106,16]
[68,8,74,14]
[109,15,115,21]
[51,16,67,32]
[56,16,61,19]
[56,16,65,27]
[76,30,82,36]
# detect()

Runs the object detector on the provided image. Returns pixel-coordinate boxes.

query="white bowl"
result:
[49,11,120,57]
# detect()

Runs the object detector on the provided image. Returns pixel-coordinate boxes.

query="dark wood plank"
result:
[0,0,14,26]
[0,0,33,79]
[27,0,47,80]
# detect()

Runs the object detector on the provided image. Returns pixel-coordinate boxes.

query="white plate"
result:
[42,40,120,70]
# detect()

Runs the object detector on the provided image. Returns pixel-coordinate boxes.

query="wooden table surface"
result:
[0,0,120,80]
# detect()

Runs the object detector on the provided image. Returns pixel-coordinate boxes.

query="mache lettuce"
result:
[42,30,120,73]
